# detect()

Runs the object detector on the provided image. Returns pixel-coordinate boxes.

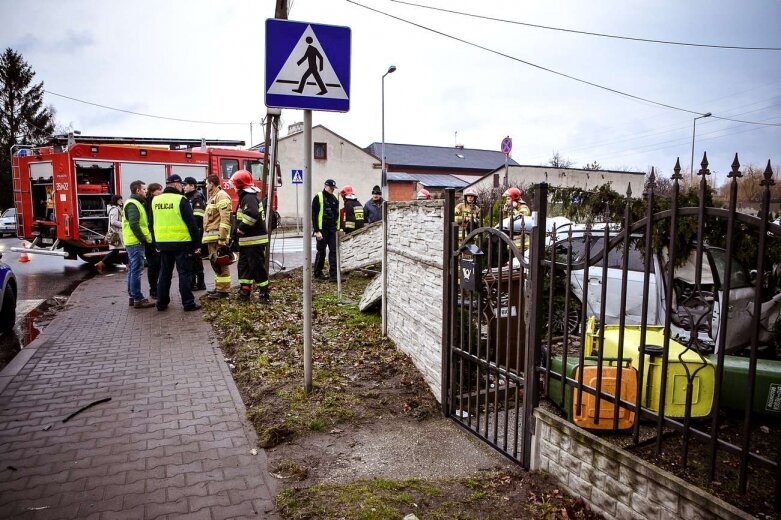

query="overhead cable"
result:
[348,0,781,127]
[391,0,781,51]
[44,90,249,125]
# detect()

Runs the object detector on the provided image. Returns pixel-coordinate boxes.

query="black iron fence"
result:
[442,154,781,513]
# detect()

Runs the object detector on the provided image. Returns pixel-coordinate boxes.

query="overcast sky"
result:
[2,0,780,187]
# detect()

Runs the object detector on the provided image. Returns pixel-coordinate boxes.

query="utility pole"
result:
[262,0,289,276]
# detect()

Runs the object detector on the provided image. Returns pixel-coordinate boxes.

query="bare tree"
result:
[582,160,602,171]
[548,151,573,169]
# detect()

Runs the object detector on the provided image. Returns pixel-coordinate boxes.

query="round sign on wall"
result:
[501,136,512,155]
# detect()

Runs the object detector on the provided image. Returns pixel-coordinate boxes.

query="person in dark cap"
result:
[183,176,207,291]
[312,178,339,281]
[364,184,383,224]
[151,174,201,311]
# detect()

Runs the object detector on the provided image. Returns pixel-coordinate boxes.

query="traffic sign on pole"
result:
[291,169,303,184]
[265,19,351,112]
[501,136,512,155]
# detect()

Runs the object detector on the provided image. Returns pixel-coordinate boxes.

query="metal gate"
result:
[441,185,548,467]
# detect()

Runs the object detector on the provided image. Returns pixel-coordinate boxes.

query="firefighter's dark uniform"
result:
[235,188,269,301]
[185,186,207,290]
[340,196,365,234]
[312,189,339,280]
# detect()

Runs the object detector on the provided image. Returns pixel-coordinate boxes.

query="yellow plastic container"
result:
[585,317,715,419]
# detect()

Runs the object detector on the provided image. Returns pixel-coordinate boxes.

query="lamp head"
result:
[387,65,397,74]
[703,112,712,117]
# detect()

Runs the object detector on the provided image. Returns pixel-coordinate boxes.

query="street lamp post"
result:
[381,65,396,200]
[690,112,712,184]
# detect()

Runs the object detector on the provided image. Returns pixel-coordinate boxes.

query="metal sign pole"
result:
[296,183,300,234]
[303,110,313,393]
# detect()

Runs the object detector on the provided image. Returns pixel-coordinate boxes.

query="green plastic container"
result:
[704,354,781,417]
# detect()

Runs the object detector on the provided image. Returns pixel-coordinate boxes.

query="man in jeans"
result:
[122,180,155,309]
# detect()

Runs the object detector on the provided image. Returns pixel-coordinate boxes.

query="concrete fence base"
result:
[532,409,754,520]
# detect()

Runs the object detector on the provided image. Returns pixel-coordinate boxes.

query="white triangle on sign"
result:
[268,25,348,100]
[293,170,303,182]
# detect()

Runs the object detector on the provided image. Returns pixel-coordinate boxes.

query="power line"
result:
[391,0,781,51]
[347,0,781,127]
[44,89,249,126]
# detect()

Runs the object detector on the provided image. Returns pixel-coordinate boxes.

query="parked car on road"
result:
[0,252,17,333]
[0,208,17,237]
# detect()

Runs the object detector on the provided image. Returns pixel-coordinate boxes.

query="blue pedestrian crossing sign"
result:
[291,169,303,184]
[265,19,351,112]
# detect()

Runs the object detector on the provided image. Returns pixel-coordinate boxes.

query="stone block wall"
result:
[533,409,753,520]
[385,200,445,400]
[338,221,382,272]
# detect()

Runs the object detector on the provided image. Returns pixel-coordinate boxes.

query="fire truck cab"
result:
[11,136,278,263]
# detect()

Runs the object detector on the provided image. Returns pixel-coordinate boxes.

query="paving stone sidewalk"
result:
[0,270,279,519]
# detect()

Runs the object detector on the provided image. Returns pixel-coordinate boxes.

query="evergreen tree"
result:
[0,48,56,210]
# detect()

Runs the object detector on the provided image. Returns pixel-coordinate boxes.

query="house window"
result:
[314,142,327,160]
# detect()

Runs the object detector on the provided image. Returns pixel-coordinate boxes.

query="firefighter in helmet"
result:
[454,187,481,243]
[416,188,431,200]
[183,176,207,291]
[339,185,364,234]
[202,175,233,299]
[502,186,531,252]
[230,170,270,302]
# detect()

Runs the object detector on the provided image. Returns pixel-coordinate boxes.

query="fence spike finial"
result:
[699,152,710,176]
[728,153,741,179]
[761,159,775,187]
[626,182,632,197]
[672,158,682,180]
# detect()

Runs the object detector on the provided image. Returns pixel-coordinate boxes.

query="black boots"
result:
[258,289,270,304]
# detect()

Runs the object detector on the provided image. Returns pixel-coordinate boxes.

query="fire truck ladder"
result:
[48,135,246,150]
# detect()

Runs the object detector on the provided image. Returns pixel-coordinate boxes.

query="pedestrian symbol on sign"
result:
[291,169,303,184]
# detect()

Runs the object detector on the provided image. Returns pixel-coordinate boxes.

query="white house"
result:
[467,165,646,196]
[274,125,381,226]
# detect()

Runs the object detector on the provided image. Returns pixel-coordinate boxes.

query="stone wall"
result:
[532,409,753,520]
[338,221,382,272]
[385,200,445,399]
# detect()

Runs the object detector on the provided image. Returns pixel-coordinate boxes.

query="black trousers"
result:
[191,242,204,276]
[238,245,268,290]
[157,250,195,309]
[146,245,160,294]
[314,227,337,278]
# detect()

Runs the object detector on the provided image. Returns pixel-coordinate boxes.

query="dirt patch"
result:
[204,268,600,519]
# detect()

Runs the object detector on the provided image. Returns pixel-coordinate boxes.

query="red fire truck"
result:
[10,135,279,263]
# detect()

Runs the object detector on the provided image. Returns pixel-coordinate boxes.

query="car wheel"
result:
[550,294,582,335]
[0,286,16,333]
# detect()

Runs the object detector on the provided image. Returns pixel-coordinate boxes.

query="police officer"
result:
[230,170,270,303]
[183,176,207,291]
[339,185,364,234]
[312,179,339,281]
[152,174,201,312]
[183,177,206,291]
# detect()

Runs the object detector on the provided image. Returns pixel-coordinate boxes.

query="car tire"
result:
[550,294,582,336]
[0,286,16,333]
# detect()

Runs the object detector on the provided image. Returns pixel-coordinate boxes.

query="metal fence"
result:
[443,154,781,513]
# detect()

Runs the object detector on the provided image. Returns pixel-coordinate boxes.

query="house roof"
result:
[386,172,470,189]
[464,164,645,189]
[365,142,519,171]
